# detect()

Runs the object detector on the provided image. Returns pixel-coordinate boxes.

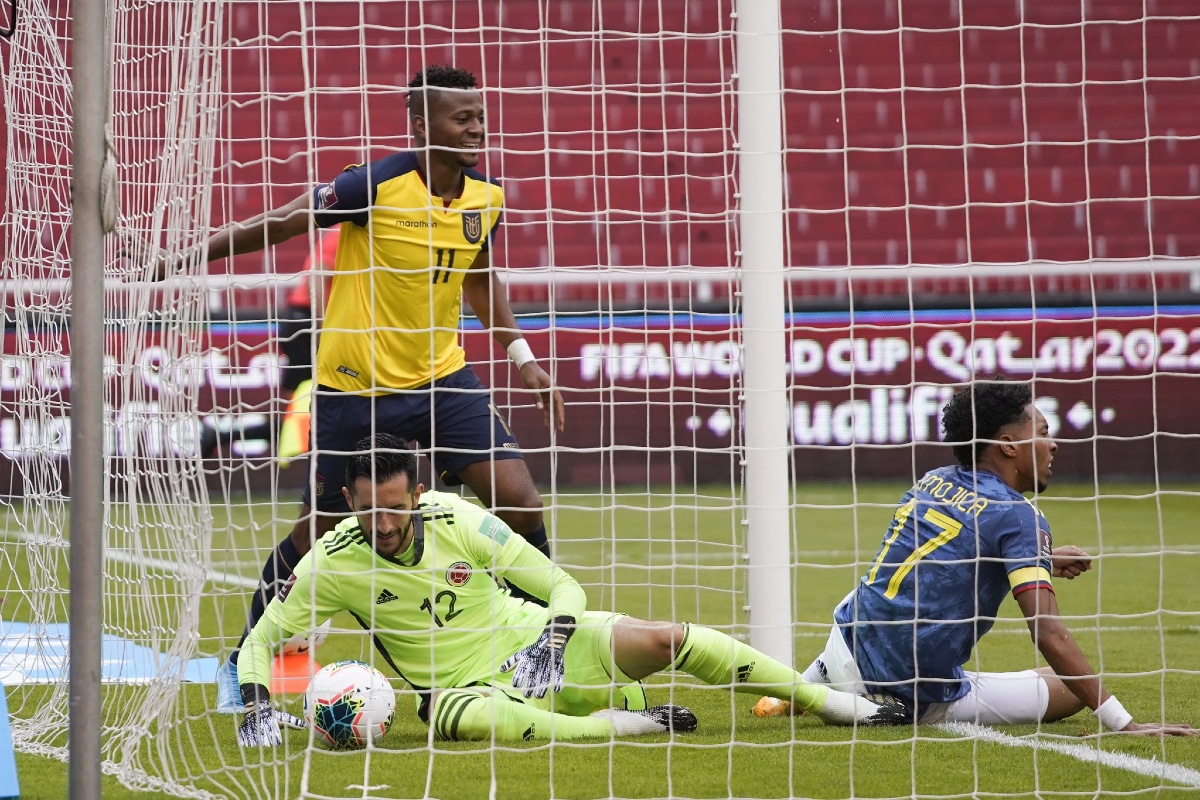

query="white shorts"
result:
[806,624,1050,725]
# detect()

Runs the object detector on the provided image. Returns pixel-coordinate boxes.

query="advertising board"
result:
[2,306,1196,492]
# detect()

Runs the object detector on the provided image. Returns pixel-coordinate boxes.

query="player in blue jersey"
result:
[235,433,908,746]
[755,380,1194,736]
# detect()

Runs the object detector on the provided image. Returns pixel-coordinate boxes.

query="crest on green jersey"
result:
[446,561,472,587]
[478,516,511,545]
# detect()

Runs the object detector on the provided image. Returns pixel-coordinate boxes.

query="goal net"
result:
[1,0,1199,798]
[2,0,223,794]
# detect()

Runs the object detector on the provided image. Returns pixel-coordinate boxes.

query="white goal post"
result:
[2,0,1199,798]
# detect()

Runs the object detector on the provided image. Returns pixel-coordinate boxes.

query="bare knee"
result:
[653,622,687,665]
[496,505,544,536]
[1038,669,1086,722]
[613,618,684,679]
[493,475,544,534]
[495,474,542,507]
[461,460,543,532]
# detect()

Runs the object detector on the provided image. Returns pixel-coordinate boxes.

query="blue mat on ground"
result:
[0,682,18,799]
[0,621,220,686]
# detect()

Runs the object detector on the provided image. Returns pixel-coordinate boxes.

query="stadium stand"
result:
[2,0,1197,312]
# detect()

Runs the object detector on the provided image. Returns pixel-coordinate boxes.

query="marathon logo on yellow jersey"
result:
[461,211,483,244]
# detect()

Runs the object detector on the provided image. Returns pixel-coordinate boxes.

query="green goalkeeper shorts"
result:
[496,611,637,716]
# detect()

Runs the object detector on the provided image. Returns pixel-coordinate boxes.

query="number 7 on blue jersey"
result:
[867,501,964,600]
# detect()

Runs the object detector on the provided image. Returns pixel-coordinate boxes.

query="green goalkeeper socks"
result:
[430,625,832,741]
[670,623,829,713]
[431,689,613,741]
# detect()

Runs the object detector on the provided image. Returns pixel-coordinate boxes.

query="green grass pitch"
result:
[3,482,1199,799]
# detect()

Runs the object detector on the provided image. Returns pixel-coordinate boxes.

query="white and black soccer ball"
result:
[303,660,395,748]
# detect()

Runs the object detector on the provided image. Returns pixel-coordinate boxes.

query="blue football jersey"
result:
[834,466,1054,709]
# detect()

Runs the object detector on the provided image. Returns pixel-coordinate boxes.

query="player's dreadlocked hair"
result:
[406,65,479,116]
[941,378,1033,467]
[346,433,419,489]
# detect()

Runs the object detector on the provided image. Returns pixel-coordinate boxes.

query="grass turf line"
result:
[2,482,1199,798]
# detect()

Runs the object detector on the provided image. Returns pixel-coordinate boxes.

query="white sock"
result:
[816,689,883,725]
[801,658,827,684]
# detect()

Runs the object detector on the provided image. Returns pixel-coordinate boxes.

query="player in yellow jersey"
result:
[236,434,907,747]
[153,65,565,710]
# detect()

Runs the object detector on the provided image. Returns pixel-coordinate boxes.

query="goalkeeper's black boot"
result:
[590,704,698,735]
[637,704,699,733]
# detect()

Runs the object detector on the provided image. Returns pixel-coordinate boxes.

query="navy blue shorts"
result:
[301,366,523,513]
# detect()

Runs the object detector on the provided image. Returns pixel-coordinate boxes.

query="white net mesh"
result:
[2,0,222,795]
[2,0,1199,798]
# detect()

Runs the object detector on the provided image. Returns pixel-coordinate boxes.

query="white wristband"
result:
[506,338,536,369]
[1093,696,1133,731]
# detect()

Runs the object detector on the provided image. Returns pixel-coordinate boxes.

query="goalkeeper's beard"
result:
[372,518,412,558]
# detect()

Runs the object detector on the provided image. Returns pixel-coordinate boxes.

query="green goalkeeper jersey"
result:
[238,490,586,694]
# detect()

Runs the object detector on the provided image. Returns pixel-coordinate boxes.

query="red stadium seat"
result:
[9,0,1194,295]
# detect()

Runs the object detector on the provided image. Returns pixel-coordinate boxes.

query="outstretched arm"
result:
[235,553,346,746]
[237,620,291,708]
[1016,587,1195,736]
[461,252,565,432]
[234,618,309,747]
[152,192,313,280]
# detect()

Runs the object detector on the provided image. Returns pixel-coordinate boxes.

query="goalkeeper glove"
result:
[236,699,307,748]
[500,615,576,698]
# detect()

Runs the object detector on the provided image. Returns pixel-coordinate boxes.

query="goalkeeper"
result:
[755,379,1196,737]
[236,433,906,746]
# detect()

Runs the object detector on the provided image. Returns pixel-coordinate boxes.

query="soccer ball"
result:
[303,660,395,748]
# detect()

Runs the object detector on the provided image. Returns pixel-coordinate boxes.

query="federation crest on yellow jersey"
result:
[461,211,483,244]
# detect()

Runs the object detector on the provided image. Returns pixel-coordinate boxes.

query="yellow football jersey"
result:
[311,152,503,393]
